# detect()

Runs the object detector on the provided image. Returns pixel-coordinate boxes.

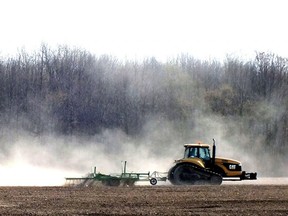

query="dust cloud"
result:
[0,111,287,186]
[0,118,181,186]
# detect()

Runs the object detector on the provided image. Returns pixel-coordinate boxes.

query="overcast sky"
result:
[1,0,288,61]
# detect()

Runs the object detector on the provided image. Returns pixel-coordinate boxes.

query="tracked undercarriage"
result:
[168,163,222,185]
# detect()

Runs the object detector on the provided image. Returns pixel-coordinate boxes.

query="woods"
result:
[0,45,287,151]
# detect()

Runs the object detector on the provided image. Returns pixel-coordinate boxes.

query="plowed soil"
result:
[0,185,287,215]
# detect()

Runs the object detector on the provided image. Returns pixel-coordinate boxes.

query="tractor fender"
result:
[176,158,206,169]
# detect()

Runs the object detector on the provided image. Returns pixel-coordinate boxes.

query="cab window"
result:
[199,148,210,160]
[184,147,198,158]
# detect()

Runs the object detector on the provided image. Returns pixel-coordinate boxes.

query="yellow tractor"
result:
[168,139,257,185]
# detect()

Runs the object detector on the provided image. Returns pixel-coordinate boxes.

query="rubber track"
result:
[169,163,222,185]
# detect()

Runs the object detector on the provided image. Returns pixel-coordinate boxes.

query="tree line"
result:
[0,45,287,150]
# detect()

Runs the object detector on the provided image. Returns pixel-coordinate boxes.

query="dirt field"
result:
[0,185,287,215]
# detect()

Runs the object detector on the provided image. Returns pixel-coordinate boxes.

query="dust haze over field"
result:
[0,47,288,186]
[1,0,288,187]
[0,110,287,186]
[0,120,180,186]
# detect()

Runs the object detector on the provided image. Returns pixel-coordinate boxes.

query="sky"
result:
[1,0,288,61]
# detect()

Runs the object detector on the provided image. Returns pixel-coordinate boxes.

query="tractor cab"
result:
[183,144,213,168]
[184,144,211,161]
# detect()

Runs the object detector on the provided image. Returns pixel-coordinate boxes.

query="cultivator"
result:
[65,161,167,187]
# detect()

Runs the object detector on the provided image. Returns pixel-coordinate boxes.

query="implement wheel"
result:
[150,178,157,185]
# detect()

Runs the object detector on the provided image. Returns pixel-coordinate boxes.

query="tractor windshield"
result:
[184,147,211,161]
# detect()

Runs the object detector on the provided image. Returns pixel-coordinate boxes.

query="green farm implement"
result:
[65,161,167,187]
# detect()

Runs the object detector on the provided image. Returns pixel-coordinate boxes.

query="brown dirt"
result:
[0,185,287,215]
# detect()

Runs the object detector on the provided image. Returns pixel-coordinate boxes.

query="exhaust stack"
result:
[212,139,216,167]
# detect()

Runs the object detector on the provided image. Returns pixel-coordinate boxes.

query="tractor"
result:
[168,139,257,185]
